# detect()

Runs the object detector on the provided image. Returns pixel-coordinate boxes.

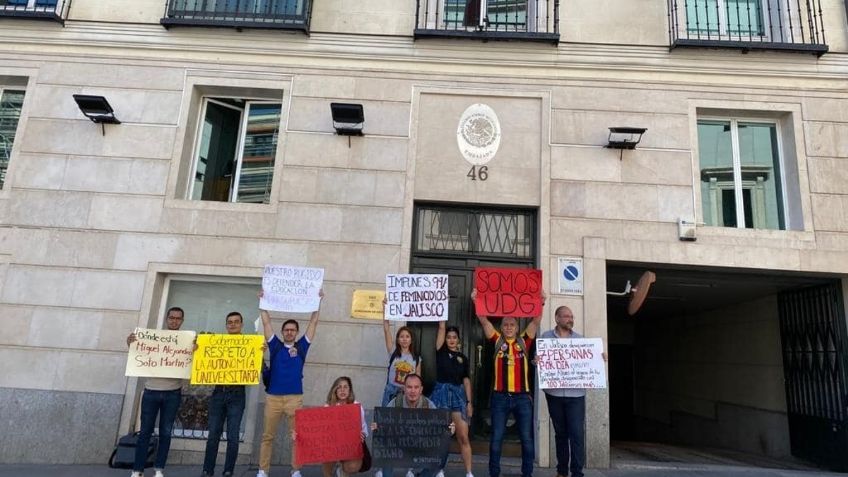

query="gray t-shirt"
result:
[539,329,586,398]
[143,377,184,391]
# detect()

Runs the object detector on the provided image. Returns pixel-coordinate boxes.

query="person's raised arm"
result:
[304,289,324,342]
[382,297,394,354]
[258,290,274,341]
[436,320,446,350]
[523,289,546,339]
[471,289,496,339]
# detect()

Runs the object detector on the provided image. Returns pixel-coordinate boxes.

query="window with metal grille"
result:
[0,88,25,190]
[414,206,535,259]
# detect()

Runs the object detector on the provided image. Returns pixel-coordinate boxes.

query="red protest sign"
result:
[474,267,543,318]
[295,403,363,466]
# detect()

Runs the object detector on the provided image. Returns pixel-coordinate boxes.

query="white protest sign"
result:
[536,337,607,389]
[385,274,449,322]
[261,265,324,313]
[125,328,196,379]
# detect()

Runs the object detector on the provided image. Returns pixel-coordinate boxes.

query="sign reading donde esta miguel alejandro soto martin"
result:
[457,103,501,166]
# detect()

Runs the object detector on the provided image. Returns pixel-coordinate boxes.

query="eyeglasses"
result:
[167,315,184,320]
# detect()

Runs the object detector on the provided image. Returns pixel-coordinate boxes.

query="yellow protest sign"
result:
[191,334,265,385]
[351,290,385,319]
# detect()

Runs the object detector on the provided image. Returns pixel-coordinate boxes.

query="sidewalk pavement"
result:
[0,461,846,477]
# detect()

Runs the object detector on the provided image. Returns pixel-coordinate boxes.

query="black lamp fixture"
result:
[73,94,121,136]
[605,127,647,159]
[330,102,364,146]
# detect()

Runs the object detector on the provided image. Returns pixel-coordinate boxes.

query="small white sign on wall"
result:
[557,256,583,296]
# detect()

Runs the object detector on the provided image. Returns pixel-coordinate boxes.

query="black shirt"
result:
[436,345,470,385]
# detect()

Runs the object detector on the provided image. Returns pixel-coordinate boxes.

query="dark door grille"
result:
[778,282,848,470]
[413,205,535,260]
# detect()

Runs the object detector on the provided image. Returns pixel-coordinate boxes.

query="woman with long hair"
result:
[380,321,422,406]
[430,321,474,477]
[322,376,367,477]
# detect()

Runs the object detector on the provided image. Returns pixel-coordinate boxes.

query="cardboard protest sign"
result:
[351,290,386,320]
[125,328,196,379]
[385,274,448,322]
[190,334,265,385]
[295,404,363,466]
[261,265,324,313]
[474,267,543,318]
[536,338,607,389]
[372,407,451,468]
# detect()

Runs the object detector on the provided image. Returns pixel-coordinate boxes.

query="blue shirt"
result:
[267,335,310,395]
[539,329,586,398]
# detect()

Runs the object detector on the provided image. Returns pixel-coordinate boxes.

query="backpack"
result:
[108,431,157,469]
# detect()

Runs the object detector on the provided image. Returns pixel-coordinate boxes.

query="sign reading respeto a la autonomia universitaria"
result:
[295,404,363,466]
[372,407,451,468]
[474,267,543,318]
[125,328,196,379]
[190,334,265,385]
[385,274,449,322]
[536,337,607,389]
[261,265,324,313]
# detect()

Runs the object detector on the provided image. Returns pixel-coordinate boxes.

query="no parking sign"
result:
[557,257,583,296]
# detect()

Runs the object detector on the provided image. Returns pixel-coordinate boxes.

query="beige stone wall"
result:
[0,1,847,465]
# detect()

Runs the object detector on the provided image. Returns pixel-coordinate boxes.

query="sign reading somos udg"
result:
[191,334,265,385]
[536,338,607,389]
[385,274,449,321]
[125,328,196,379]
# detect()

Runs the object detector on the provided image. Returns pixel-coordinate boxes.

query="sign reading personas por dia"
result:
[536,337,607,389]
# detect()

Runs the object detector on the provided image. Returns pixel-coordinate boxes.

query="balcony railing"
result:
[668,0,827,55]
[0,0,69,23]
[415,0,559,44]
[161,0,311,32]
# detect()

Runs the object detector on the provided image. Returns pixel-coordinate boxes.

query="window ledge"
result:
[696,225,815,244]
[414,28,559,44]
[671,39,828,56]
[164,198,278,214]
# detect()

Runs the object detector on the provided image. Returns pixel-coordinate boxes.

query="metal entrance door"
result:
[778,282,848,471]
[409,204,536,444]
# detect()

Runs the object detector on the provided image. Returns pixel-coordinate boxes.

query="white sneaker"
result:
[292,471,302,477]
[466,473,475,477]
[375,471,383,477]
[257,471,268,477]
[154,470,164,477]
[130,472,143,477]
[405,470,415,477]
[435,471,445,477]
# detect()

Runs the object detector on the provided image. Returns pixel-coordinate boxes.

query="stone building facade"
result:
[1,0,848,470]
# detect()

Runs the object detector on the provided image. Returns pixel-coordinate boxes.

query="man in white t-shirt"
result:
[126,307,187,477]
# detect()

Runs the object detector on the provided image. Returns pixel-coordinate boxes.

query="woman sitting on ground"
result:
[322,376,368,477]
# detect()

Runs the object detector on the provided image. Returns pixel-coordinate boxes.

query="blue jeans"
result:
[545,394,585,477]
[489,391,534,477]
[134,388,182,471]
[202,386,246,475]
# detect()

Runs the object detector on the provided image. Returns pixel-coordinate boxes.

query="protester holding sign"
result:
[256,289,324,477]
[430,321,474,477]
[320,377,368,477]
[471,287,545,477]
[539,306,606,477]
[381,317,422,407]
[372,374,455,477]
[200,312,256,477]
[125,307,189,477]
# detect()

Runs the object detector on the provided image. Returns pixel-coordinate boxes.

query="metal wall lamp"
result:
[73,94,121,136]
[605,127,647,159]
[330,102,364,147]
